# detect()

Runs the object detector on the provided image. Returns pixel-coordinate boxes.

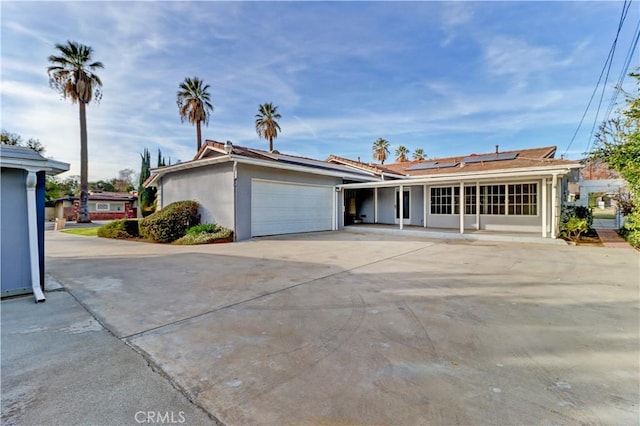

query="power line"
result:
[563,0,632,157]
[604,19,640,122]
[583,0,632,154]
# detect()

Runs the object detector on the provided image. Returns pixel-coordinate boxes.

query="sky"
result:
[1,1,638,181]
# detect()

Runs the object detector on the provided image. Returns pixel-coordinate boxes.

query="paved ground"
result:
[1,291,214,426]
[596,228,637,249]
[12,230,640,425]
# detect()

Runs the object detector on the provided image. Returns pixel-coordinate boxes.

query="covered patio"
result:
[338,165,580,240]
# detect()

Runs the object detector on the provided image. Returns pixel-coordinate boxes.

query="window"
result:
[430,187,453,214]
[479,183,537,215]
[465,186,477,215]
[432,186,475,215]
[95,202,110,211]
[480,185,505,215]
[508,183,537,215]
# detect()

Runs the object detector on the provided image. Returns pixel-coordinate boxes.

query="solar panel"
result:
[462,152,517,163]
[406,161,459,171]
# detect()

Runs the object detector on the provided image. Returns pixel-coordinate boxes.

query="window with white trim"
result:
[95,202,110,211]
[479,183,537,215]
[464,186,477,215]
[432,186,476,215]
[430,187,453,214]
[508,183,537,215]
[480,185,506,215]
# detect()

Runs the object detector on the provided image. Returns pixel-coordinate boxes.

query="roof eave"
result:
[339,163,582,189]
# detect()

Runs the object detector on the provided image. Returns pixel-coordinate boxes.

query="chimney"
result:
[495,145,499,154]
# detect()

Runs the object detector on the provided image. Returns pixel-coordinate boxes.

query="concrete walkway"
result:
[595,228,636,249]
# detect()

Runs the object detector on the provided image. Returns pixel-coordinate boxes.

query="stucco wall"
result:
[159,163,235,232]
[1,168,31,295]
[235,164,343,241]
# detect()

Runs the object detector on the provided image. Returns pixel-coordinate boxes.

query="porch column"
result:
[459,182,464,234]
[332,187,337,230]
[374,188,378,223]
[26,171,45,303]
[475,181,480,230]
[423,184,427,228]
[551,174,558,238]
[399,184,404,230]
[541,177,547,237]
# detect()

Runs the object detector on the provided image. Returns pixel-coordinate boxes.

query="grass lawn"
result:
[61,227,99,237]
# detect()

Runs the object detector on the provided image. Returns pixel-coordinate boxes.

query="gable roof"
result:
[145,140,380,187]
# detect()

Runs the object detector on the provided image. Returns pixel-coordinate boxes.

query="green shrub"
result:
[186,223,219,235]
[621,208,640,249]
[565,217,589,242]
[139,200,200,243]
[173,228,233,245]
[97,219,139,239]
[560,205,594,239]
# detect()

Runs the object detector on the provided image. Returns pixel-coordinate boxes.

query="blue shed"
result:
[1,145,69,302]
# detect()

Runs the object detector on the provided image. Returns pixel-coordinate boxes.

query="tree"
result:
[138,148,157,217]
[413,148,426,160]
[591,71,640,247]
[372,137,390,164]
[48,41,104,223]
[177,76,214,152]
[1,130,46,154]
[395,145,410,162]
[255,102,282,152]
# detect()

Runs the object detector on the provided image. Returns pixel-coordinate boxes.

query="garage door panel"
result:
[252,180,333,237]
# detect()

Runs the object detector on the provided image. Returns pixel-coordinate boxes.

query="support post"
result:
[26,171,45,303]
[459,182,465,234]
[374,187,378,224]
[399,185,404,230]
[475,181,480,230]
[551,174,558,239]
[423,184,427,228]
[541,178,547,237]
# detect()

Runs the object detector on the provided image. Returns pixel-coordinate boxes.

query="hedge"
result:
[139,200,200,243]
[173,228,233,245]
[97,219,139,239]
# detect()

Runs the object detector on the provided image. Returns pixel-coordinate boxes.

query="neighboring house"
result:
[1,145,69,301]
[145,141,581,241]
[54,191,137,221]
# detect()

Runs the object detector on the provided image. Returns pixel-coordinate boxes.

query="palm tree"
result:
[372,138,390,164]
[48,41,104,223]
[413,148,426,160]
[255,102,282,152]
[395,145,410,162]
[177,77,214,152]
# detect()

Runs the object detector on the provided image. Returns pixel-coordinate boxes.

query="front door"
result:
[395,189,410,224]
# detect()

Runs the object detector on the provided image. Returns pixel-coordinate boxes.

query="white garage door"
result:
[251,180,334,237]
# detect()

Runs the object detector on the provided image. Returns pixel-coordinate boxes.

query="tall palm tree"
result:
[413,148,426,160]
[177,77,214,152]
[372,137,390,164]
[48,41,103,223]
[395,145,410,162]
[255,102,282,152]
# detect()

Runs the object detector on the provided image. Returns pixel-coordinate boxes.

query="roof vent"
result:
[271,149,281,154]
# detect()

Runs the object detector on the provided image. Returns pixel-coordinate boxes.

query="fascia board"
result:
[339,164,582,189]
[233,156,378,182]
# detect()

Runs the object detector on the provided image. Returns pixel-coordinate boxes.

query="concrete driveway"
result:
[44,231,639,425]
